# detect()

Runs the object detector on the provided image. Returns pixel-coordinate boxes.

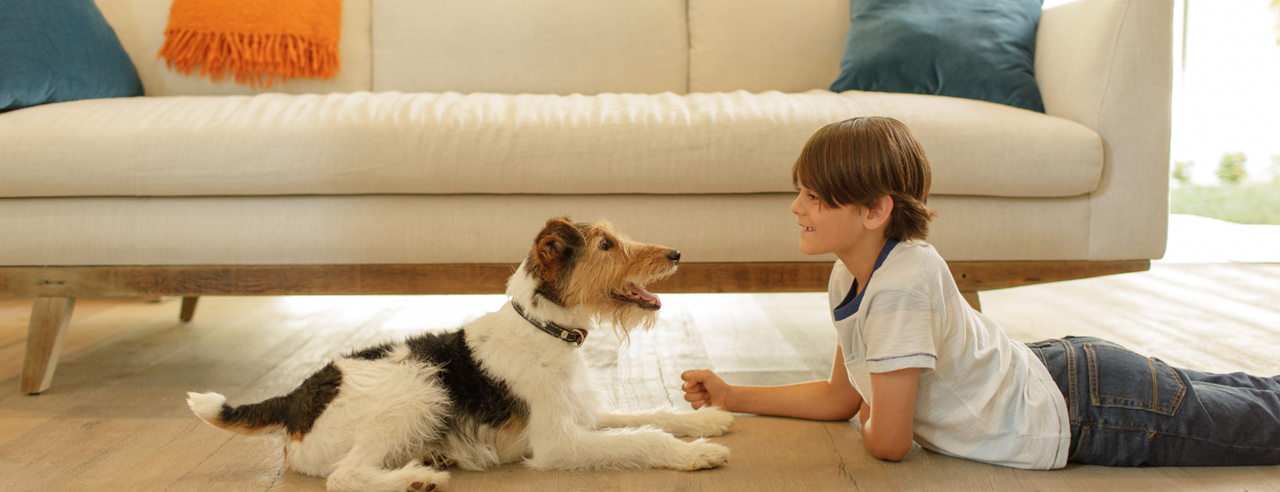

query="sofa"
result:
[0,0,1172,394]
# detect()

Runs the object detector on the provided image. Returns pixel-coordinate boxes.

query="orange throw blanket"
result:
[159,0,342,87]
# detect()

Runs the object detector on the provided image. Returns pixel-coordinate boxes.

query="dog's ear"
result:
[533,217,585,273]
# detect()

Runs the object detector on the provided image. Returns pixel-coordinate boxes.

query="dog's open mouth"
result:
[614,284,662,310]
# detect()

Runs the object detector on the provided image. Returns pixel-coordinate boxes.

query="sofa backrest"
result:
[688,0,849,94]
[373,0,689,95]
[96,0,850,97]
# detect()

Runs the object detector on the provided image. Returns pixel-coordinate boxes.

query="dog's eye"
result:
[599,238,612,251]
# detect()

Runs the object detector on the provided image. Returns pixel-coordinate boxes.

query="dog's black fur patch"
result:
[217,362,342,438]
[348,342,394,361]
[405,329,530,427]
[215,328,528,442]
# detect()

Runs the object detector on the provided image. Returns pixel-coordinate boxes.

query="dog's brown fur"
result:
[526,218,679,342]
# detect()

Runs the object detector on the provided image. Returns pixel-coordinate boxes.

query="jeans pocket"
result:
[1085,344,1187,416]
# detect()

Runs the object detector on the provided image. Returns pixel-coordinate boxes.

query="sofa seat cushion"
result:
[0,194,1091,265]
[0,90,1101,199]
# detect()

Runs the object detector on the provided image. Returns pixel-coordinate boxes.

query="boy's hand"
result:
[681,369,731,411]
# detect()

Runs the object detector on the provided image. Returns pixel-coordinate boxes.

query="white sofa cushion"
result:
[372,0,689,95]
[0,194,1091,265]
[0,90,1101,199]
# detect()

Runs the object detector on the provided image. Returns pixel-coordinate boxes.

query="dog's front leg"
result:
[524,419,729,471]
[596,406,734,438]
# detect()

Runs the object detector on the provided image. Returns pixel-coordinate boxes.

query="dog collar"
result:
[510,301,587,348]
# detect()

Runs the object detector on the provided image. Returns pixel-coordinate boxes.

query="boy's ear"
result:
[864,195,894,231]
[533,217,585,273]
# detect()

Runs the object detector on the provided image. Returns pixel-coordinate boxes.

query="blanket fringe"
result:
[159,29,339,88]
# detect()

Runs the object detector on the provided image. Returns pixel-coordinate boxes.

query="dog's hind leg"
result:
[320,357,454,491]
[326,447,450,492]
[596,406,734,438]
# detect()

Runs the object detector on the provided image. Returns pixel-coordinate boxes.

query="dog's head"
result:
[513,217,680,338]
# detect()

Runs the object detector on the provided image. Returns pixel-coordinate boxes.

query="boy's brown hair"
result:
[791,116,937,242]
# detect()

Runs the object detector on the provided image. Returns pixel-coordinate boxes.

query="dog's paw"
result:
[328,461,449,492]
[677,439,730,471]
[395,462,450,492]
[666,406,734,437]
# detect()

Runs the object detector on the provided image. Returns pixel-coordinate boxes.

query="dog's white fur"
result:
[188,219,732,492]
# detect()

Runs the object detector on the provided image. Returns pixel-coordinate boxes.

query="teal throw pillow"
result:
[830,0,1044,112]
[0,0,144,112]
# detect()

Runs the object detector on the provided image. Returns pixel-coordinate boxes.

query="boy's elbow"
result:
[869,444,911,462]
[865,436,913,462]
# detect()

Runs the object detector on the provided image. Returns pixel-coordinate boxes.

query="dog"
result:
[187,217,733,492]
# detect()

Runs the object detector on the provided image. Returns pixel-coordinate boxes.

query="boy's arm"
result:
[681,346,863,421]
[858,368,919,461]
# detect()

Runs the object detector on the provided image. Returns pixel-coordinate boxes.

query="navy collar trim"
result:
[833,239,899,322]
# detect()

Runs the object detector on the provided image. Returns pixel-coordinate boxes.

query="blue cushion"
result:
[830,0,1044,112]
[0,0,144,112]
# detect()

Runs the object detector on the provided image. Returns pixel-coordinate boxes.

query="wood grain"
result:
[19,297,75,394]
[961,291,982,312]
[0,260,1150,297]
[1,263,1278,490]
[0,261,1148,392]
[179,296,199,322]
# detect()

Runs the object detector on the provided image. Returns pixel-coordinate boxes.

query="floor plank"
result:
[1,263,1279,491]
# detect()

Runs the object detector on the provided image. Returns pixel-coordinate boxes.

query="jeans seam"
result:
[1149,356,1158,410]
[1088,345,1100,407]
[1096,422,1157,436]
[1069,424,1090,461]
[1066,339,1079,424]
[1094,424,1280,452]
[1157,358,1188,415]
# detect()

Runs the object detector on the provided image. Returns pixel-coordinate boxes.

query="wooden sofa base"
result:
[3,260,1148,394]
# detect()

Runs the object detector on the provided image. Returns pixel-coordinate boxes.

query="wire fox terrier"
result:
[187,217,733,491]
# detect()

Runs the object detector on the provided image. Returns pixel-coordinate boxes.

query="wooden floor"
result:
[2,263,1279,491]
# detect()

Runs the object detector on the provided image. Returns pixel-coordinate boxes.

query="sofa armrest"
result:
[1035,0,1173,260]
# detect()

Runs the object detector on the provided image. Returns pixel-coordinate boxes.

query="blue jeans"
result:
[1026,337,1280,466]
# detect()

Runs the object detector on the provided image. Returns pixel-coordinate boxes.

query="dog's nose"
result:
[668,249,681,263]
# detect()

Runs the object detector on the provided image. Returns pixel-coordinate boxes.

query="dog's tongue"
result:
[632,285,661,308]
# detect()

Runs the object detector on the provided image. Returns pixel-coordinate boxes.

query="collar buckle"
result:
[511,301,586,347]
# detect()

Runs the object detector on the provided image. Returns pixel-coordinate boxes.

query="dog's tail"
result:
[187,392,292,437]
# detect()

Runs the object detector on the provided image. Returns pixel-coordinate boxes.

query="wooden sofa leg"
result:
[961,291,981,312]
[180,296,199,322]
[21,297,77,395]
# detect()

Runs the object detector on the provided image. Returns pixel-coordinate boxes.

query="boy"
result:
[680,116,1280,468]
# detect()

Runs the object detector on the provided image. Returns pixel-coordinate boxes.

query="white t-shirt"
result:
[829,239,1071,470]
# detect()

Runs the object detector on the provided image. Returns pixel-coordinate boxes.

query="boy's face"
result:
[790,185,878,257]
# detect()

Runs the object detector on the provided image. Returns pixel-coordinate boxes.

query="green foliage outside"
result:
[1274,0,1280,45]
[1216,152,1248,184]
[1170,151,1280,225]
[1172,160,1194,185]
[1171,182,1280,225]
